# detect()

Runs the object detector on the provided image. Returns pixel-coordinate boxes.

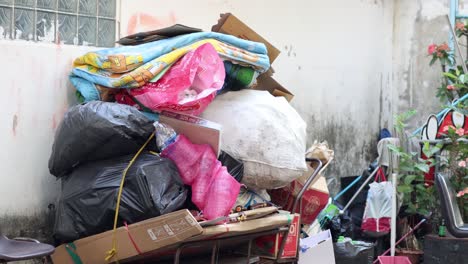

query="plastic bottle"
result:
[438,219,446,237]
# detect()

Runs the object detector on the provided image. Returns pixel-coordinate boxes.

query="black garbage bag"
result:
[334,240,374,264]
[218,151,244,182]
[53,153,187,243]
[324,213,354,242]
[49,101,155,177]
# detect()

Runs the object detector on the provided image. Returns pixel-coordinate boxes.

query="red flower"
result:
[438,43,449,51]
[456,128,465,136]
[456,21,465,31]
[442,125,456,132]
[447,84,455,90]
[459,160,466,167]
[428,44,437,55]
[437,52,444,58]
[457,187,468,197]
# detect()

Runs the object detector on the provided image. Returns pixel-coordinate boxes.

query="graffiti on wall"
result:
[127,12,177,35]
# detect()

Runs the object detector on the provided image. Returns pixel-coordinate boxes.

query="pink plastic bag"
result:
[161,135,241,220]
[116,43,225,116]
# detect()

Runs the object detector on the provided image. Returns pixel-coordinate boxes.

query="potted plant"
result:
[388,21,468,262]
[388,111,442,264]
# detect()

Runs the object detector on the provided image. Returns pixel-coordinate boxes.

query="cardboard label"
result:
[254,214,300,259]
[147,225,172,241]
[280,214,300,258]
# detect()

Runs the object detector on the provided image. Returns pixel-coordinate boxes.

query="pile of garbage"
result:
[49,14,401,264]
[49,13,311,255]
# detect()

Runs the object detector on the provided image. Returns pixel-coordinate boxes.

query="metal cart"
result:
[164,158,323,264]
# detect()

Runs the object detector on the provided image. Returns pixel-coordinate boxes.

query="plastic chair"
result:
[0,235,55,263]
[435,173,468,238]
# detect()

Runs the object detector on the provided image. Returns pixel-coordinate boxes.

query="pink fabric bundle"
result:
[116,43,225,116]
[161,135,241,219]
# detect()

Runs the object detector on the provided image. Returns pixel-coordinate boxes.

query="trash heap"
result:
[50,14,321,264]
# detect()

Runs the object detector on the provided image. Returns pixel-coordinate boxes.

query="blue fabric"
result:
[70,75,100,102]
[71,32,270,102]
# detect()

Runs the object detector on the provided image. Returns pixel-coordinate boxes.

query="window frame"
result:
[0,0,118,47]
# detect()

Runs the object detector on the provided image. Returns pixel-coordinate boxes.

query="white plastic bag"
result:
[201,90,307,189]
[361,168,393,233]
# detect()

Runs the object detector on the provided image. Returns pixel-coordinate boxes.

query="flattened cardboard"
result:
[299,230,335,264]
[118,212,292,263]
[212,13,280,63]
[186,212,291,242]
[159,111,222,156]
[51,210,202,264]
[254,74,294,102]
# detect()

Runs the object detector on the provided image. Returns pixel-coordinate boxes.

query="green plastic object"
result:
[317,203,340,228]
[439,219,447,237]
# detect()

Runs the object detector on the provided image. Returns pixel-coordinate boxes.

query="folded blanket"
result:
[71,32,269,91]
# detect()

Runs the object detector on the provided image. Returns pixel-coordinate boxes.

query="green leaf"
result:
[418,209,430,216]
[416,184,427,192]
[406,203,418,214]
[444,72,459,80]
[415,162,430,173]
[398,185,413,193]
[460,74,466,83]
[401,164,416,172]
[404,175,417,185]
[430,56,437,66]
[422,142,432,157]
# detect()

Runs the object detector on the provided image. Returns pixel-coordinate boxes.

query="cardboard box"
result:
[212,13,280,63]
[159,111,222,156]
[51,210,202,264]
[299,230,335,264]
[121,211,292,263]
[187,212,291,242]
[253,214,300,259]
[270,176,329,225]
[254,74,294,102]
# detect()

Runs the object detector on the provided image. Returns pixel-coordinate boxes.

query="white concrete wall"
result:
[120,0,395,189]
[393,0,451,130]
[0,42,94,236]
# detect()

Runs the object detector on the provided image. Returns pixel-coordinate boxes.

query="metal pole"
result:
[450,0,458,51]
[390,173,397,256]
[339,166,380,214]
[447,14,468,74]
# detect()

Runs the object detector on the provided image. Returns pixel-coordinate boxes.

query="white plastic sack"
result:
[202,90,307,189]
[361,170,393,233]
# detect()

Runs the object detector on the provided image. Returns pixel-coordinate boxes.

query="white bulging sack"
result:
[202,90,307,189]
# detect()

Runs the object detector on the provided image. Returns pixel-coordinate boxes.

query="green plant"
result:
[428,20,468,221]
[389,111,442,217]
[439,67,468,102]
[455,20,468,37]
[437,123,468,221]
